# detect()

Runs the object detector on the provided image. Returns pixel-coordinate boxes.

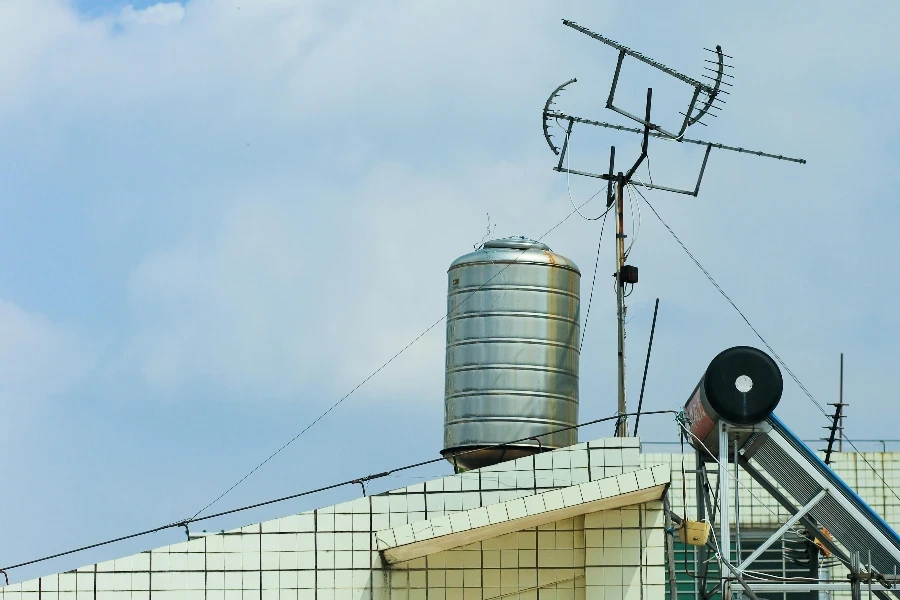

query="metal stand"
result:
[615,174,628,436]
[697,423,900,600]
[719,421,732,599]
[696,450,709,600]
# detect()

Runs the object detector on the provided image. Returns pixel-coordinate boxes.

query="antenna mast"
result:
[542,20,806,437]
[824,353,847,463]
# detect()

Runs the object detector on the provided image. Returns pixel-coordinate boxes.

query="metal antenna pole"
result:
[824,353,847,464]
[839,353,844,452]
[542,21,804,440]
[616,172,628,437]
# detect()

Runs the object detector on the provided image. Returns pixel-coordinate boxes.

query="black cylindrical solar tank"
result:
[703,346,783,424]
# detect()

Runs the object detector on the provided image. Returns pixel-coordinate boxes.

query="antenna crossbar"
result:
[562,20,708,91]
[544,111,807,164]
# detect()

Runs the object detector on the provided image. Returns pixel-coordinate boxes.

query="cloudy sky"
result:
[2,0,899,583]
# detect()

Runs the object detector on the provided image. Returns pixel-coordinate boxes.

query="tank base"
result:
[441,444,551,471]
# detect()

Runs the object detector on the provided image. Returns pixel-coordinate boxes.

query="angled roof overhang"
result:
[376,464,670,564]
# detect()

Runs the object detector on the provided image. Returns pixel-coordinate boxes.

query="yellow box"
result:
[679,520,710,546]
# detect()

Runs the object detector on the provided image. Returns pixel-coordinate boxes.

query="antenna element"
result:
[542,19,806,437]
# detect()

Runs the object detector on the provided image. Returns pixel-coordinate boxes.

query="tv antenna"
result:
[542,20,806,437]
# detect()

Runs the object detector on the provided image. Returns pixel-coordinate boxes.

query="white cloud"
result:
[118,3,185,27]
[127,200,323,393]
[122,155,561,402]
[0,299,95,405]
[0,0,898,422]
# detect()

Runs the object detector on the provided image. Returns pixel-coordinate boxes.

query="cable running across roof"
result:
[631,181,900,506]
[0,410,677,576]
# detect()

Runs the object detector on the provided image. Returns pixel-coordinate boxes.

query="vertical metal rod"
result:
[851,552,861,600]
[557,118,574,172]
[719,420,731,598]
[818,560,831,600]
[607,146,616,207]
[839,354,844,453]
[615,173,628,437]
[664,492,680,600]
[633,298,659,436]
[809,532,820,600]
[697,451,708,600]
[734,439,741,566]
[868,551,872,600]
[693,144,713,197]
[607,49,626,108]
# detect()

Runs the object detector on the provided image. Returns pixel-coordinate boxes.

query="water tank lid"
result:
[449,236,579,274]
[482,236,551,251]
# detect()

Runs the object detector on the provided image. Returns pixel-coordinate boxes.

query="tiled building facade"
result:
[0,438,670,600]
[4,441,899,600]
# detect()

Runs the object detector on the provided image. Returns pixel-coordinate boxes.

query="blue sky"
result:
[2,0,900,585]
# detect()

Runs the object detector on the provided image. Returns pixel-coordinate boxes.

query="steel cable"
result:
[189,186,615,521]
[633,182,900,506]
[1,409,677,574]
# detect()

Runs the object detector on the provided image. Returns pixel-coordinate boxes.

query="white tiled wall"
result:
[6,443,895,600]
[0,438,654,600]
[640,451,900,529]
[388,503,666,600]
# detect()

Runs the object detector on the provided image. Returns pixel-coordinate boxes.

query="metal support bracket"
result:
[738,489,828,570]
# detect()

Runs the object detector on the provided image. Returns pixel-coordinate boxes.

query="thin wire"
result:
[680,428,689,519]
[579,208,611,352]
[562,123,610,221]
[634,181,900,506]
[679,422,785,523]
[624,180,641,260]
[1,409,679,574]
[189,180,614,521]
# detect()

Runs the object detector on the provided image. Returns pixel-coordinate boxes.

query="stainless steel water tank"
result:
[441,236,581,470]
